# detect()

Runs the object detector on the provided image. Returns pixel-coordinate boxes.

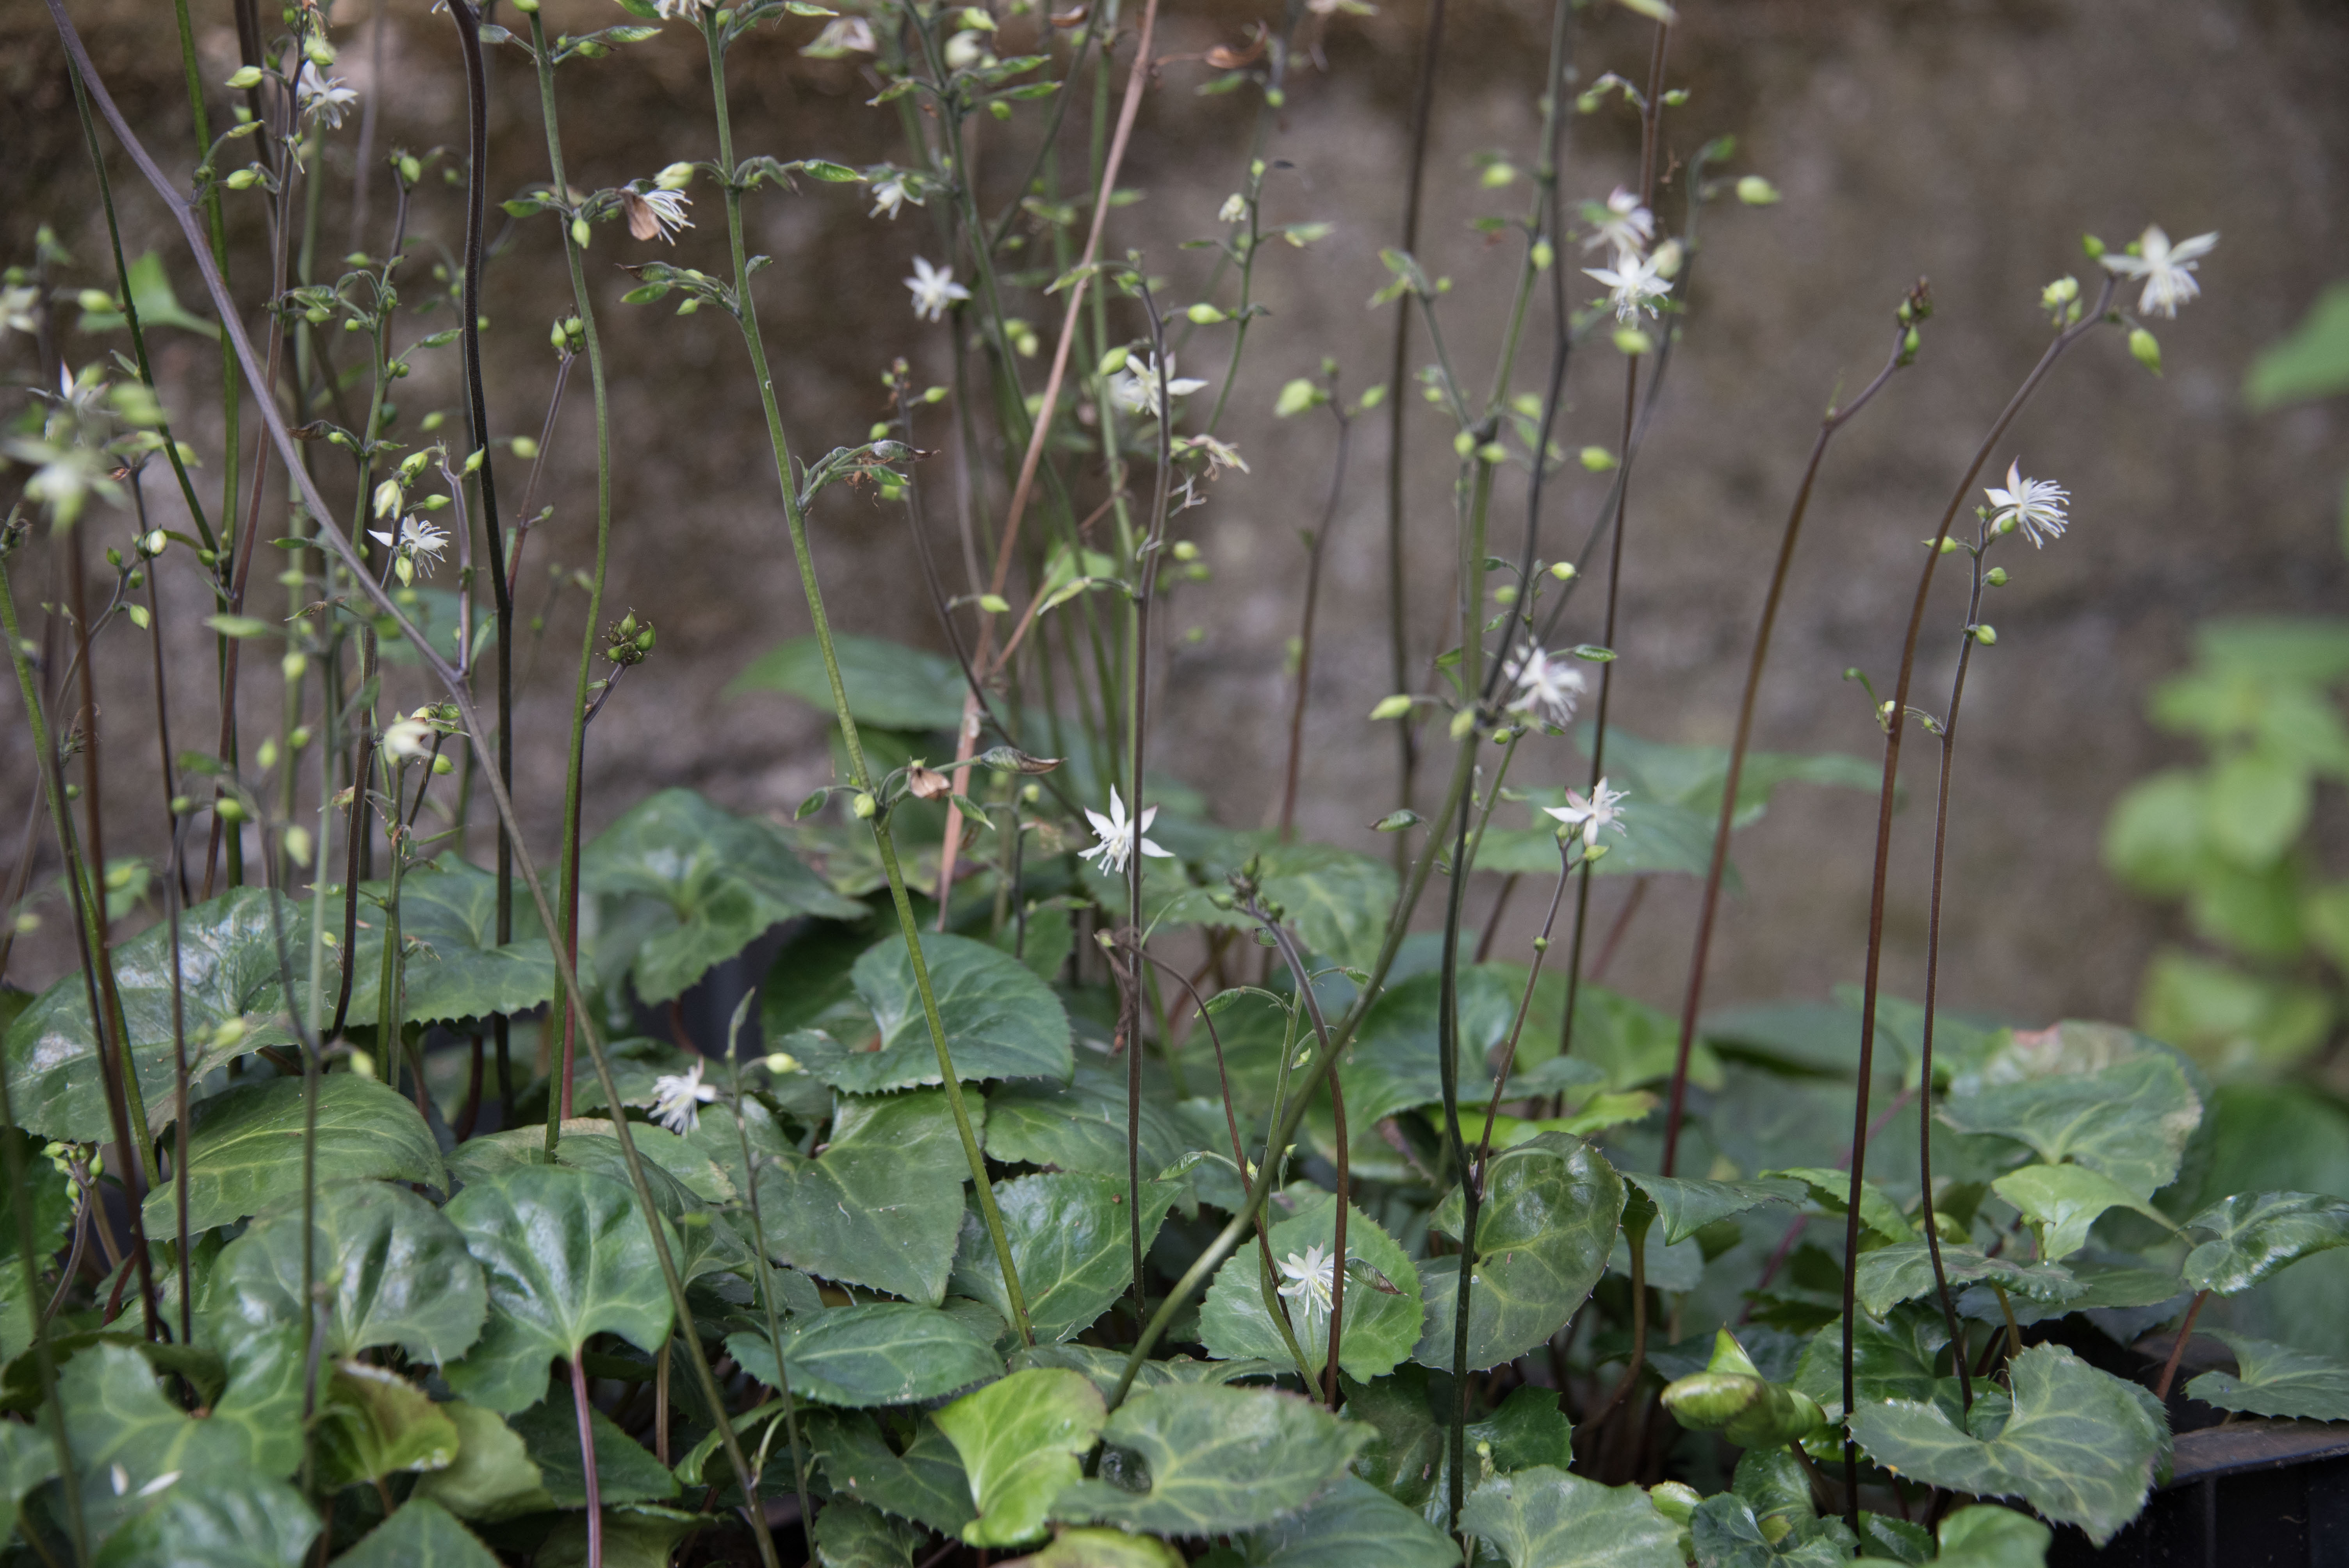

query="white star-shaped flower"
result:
[2100,225,2217,319]
[868,172,920,220]
[1109,354,1208,421]
[1078,787,1173,876]
[1276,1245,1337,1334]
[381,717,435,760]
[1584,252,1671,323]
[905,256,971,323]
[803,16,877,55]
[1174,433,1248,475]
[1580,187,1655,259]
[651,1060,720,1135]
[0,284,38,338]
[1984,460,2070,549]
[369,514,449,584]
[622,188,693,244]
[296,62,359,130]
[1502,645,1587,728]
[655,0,718,20]
[1545,777,1629,846]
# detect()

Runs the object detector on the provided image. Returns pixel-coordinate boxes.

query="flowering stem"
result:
[1660,314,1914,1176]
[2153,1290,2210,1402]
[1278,395,1352,841]
[1837,275,2117,1531]
[729,1055,811,1539]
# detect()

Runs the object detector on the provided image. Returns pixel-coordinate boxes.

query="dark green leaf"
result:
[802,1409,975,1536]
[1049,1383,1367,1536]
[1690,1492,1855,1566]
[1791,1306,1949,1413]
[1239,1474,1460,1567]
[1415,1133,1623,1372]
[2180,1190,2349,1294]
[1766,1167,1916,1244]
[752,1089,971,1304]
[207,1178,486,1365]
[934,1367,1106,1547]
[1459,1465,1681,1568]
[89,1475,317,1567]
[814,1497,929,1568]
[441,1166,678,1414]
[410,1402,552,1522]
[535,1504,699,1568]
[729,1302,1001,1407]
[1200,1195,1423,1382]
[61,1331,305,1501]
[984,1057,1185,1178]
[333,1498,502,1568]
[1340,967,1516,1126]
[0,1417,60,1544]
[1007,1344,1285,1400]
[142,1073,445,1235]
[315,1362,462,1487]
[1625,1174,1806,1247]
[952,1172,1180,1344]
[511,1395,679,1506]
[1847,1344,2164,1547]
[340,855,577,1025]
[2184,1331,2349,1422]
[1852,1244,2080,1319]
[1133,840,1399,972]
[584,788,863,1003]
[449,1119,748,1285]
[823,933,1072,1094]
[1898,1504,2051,1568]
[729,633,966,731]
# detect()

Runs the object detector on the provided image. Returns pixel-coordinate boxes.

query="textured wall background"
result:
[3,0,2344,1035]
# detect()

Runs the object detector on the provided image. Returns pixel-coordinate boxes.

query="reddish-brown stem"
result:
[2154,1289,2211,1402]
[1279,404,1353,841]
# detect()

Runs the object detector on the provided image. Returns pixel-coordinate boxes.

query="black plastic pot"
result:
[2048,1419,2349,1566]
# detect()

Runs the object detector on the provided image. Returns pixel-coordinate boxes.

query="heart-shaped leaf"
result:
[1688,1491,1855,1567]
[2184,1330,2349,1422]
[813,1497,930,1568]
[60,1332,306,1503]
[751,1088,972,1304]
[315,1361,462,1487]
[1851,1244,2080,1320]
[1236,1474,1461,1568]
[1049,1383,1367,1537]
[207,1178,486,1365]
[1881,1503,2053,1568]
[984,1057,1187,1178]
[1459,1465,1681,1568]
[1765,1167,1916,1245]
[950,1172,1181,1345]
[1847,1343,2165,1546]
[1939,1049,2201,1201]
[584,788,862,1005]
[2180,1190,2349,1294]
[1199,1195,1423,1382]
[141,1073,445,1235]
[510,1396,679,1506]
[1792,1305,1950,1414]
[449,1119,747,1284]
[338,855,579,1026]
[411,1402,551,1522]
[729,632,967,731]
[934,1367,1107,1547]
[333,1498,502,1568]
[1415,1133,1623,1372]
[817,932,1072,1094]
[802,1409,975,1536]
[727,1301,1002,1407]
[88,1474,318,1567]
[1991,1163,2173,1262]
[440,1166,678,1414]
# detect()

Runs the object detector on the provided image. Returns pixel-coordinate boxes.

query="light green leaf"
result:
[728,1302,1002,1407]
[79,252,219,339]
[1005,1527,1187,1567]
[339,855,578,1025]
[985,1057,1186,1178]
[535,1504,699,1568]
[1200,1195,1423,1382]
[814,1497,929,1568]
[2102,771,2206,896]
[511,1396,679,1506]
[729,633,967,731]
[2180,1190,2349,1294]
[89,1475,317,1567]
[823,932,1073,1094]
[440,1166,678,1414]
[934,1367,1107,1548]
[1939,1049,2201,1201]
[583,788,863,1004]
[315,1361,461,1487]
[1852,1244,2080,1319]
[1137,840,1399,973]
[333,1498,502,1568]
[412,1402,551,1522]
[141,1073,445,1236]
[1992,1164,2174,1262]
[207,1178,486,1365]
[952,1171,1180,1344]
[1238,1474,1460,1568]
[1624,1174,1806,1247]
[1791,1306,1949,1413]
[1049,1384,1367,1536]
[1690,1492,1855,1567]
[2184,1331,2349,1422]
[802,1409,975,1536]
[2206,748,2310,868]
[1459,1464,1681,1568]
[1766,1167,1916,1244]
[60,1334,305,1503]
[1914,1504,2052,1568]
[1415,1133,1623,1372]
[1847,1344,2165,1547]
[448,1119,747,1285]
[752,1088,971,1305]
[2245,283,2349,407]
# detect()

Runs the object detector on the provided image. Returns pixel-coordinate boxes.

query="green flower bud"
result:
[433,754,454,775]
[1734,175,1781,205]
[852,791,877,819]
[217,797,246,822]
[1368,694,1415,722]
[1185,303,1226,324]
[571,217,592,249]
[1973,623,1998,645]
[226,66,264,90]
[2128,326,2162,375]
[1986,567,2008,587]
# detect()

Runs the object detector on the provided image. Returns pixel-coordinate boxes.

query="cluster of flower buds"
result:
[605,610,656,667]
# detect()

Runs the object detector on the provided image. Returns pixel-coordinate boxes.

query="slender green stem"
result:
[729,1052,810,1534]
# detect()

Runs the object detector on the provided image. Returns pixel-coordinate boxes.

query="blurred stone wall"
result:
[2,0,2344,1034]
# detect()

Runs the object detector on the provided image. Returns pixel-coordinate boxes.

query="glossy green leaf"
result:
[1238,1474,1461,1568]
[142,1073,445,1235]
[1339,1368,1443,1510]
[315,1362,461,1487]
[59,1334,305,1502]
[1459,1465,1681,1568]
[535,1504,699,1568]
[511,1395,680,1506]
[450,1119,747,1285]
[752,1088,971,1304]
[1200,1195,1423,1381]
[583,788,863,1004]
[1766,1167,1916,1244]
[814,1497,929,1568]
[440,1166,678,1414]
[1847,1344,2165,1546]
[2184,1331,2349,1422]
[89,1475,317,1567]
[1050,1383,1367,1536]
[333,1498,502,1568]
[819,932,1072,1094]
[411,1402,551,1522]
[1905,1504,2052,1568]
[934,1367,1107,1547]
[339,855,576,1025]
[207,1179,486,1365]
[1005,1529,1187,1567]
[0,1416,60,1544]
[1992,1164,2173,1262]
[2180,1190,2349,1294]
[1852,1244,2080,1319]
[1415,1133,1623,1372]
[730,632,967,731]
[802,1409,975,1536]
[1791,1306,1949,1413]
[952,1171,1179,1344]
[985,1057,1186,1178]
[1008,1344,1285,1401]
[1689,1492,1855,1567]
[3,887,307,1143]
[1625,1174,1806,1247]
[728,1302,1002,1407]
[1339,968,1516,1126]
[1939,1045,2200,1201]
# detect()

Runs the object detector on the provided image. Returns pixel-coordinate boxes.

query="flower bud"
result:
[1549,561,1577,581]
[1531,239,1555,272]
[571,217,592,249]
[1171,540,1199,562]
[1613,326,1654,356]
[1098,346,1130,376]
[213,1016,248,1049]
[283,825,313,868]
[1735,175,1781,206]
[2128,326,2162,375]
[656,161,695,191]
[852,791,877,819]
[1973,624,1998,645]
[1369,694,1415,722]
[226,168,260,190]
[978,593,1010,614]
[305,33,337,66]
[1650,1482,1702,1526]
[1448,707,1476,740]
[763,1051,802,1075]
[283,650,308,681]
[433,754,454,774]
[289,727,312,750]
[226,66,264,90]
[398,155,422,185]
[1579,446,1617,472]
[217,797,246,822]
[1186,303,1226,324]
[1986,567,2008,587]
[1452,430,1476,457]
[257,738,279,770]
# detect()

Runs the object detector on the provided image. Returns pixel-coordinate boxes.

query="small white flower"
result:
[1078,786,1174,875]
[1502,645,1586,728]
[1109,354,1208,421]
[1580,187,1655,259]
[905,256,971,323]
[868,172,919,220]
[1218,193,1249,225]
[1584,252,1671,323]
[802,15,877,56]
[650,1060,720,1135]
[368,514,449,584]
[1983,459,2071,548]
[0,284,38,337]
[296,62,359,130]
[381,718,435,760]
[622,188,693,244]
[2100,225,2217,319]
[1174,433,1248,475]
[1545,777,1629,846]
[655,0,718,20]
[1276,1245,1337,1334]
[943,29,989,69]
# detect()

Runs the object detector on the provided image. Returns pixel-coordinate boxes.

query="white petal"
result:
[1140,837,1174,859]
